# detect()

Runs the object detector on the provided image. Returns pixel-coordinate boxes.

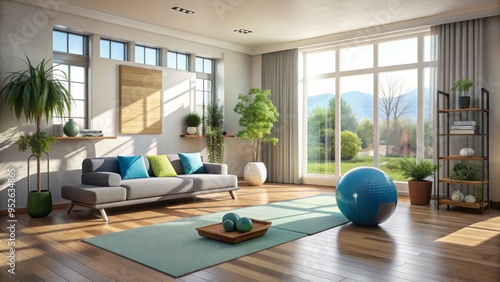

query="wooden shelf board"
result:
[438,178,489,185]
[180,135,235,138]
[438,108,488,113]
[56,136,117,140]
[439,155,488,161]
[439,133,487,136]
[438,199,489,209]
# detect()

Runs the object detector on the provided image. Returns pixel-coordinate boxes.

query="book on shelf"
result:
[451,125,479,130]
[80,129,103,134]
[452,120,476,126]
[449,129,479,134]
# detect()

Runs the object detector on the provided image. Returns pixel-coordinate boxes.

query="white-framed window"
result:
[53,30,89,129]
[302,29,434,182]
[167,51,188,70]
[195,57,215,128]
[100,39,127,61]
[135,45,160,65]
[196,57,213,74]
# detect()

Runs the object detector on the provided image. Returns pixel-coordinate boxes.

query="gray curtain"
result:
[432,19,484,152]
[432,19,484,198]
[433,18,483,102]
[261,49,300,184]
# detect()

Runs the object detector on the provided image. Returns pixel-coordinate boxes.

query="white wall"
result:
[483,15,500,201]
[0,0,252,210]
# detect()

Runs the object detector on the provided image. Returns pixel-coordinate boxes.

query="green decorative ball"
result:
[236,217,253,232]
[222,212,240,225]
[222,219,235,232]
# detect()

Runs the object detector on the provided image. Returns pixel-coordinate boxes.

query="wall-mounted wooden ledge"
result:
[180,135,235,138]
[55,136,117,140]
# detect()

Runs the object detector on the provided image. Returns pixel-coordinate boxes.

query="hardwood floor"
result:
[1,181,499,281]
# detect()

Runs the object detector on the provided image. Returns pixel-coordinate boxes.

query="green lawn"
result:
[308,155,410,182]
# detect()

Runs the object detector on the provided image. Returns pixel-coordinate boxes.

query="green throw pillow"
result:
[147,155,177,177]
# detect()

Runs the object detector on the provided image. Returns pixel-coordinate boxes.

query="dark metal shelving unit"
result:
[435,88,490,214]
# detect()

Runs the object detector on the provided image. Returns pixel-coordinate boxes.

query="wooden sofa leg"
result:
[99,209,109,222]
[66,203,75,213]
[229,191,238,200]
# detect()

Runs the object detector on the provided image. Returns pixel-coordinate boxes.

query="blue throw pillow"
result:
[178,152,205,174]
[117,156,150,180]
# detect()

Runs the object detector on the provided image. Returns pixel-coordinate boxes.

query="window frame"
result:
[53,30,89,128]
[167,51,189,70]
[195,57,216,130]
[135,44,160,66]
[301,29,434,183]
[100,38,127,61]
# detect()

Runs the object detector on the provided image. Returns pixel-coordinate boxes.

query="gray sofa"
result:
[62,154,238,221]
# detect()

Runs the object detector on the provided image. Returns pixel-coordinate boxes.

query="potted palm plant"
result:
[205,100,224,163]
[1,56,72,217]
[451,78,473,109]
[233,87,279,186]
[398,157,439,205]
[184,112,202,135]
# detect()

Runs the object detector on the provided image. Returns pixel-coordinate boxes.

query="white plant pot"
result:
[244,162,267,186]
[187,127,197,135]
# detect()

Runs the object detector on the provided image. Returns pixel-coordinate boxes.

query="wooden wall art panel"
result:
[119,65,162,134]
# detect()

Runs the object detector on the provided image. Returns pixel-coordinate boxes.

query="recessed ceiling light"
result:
[171,7,194,14]
[234,29,253,34]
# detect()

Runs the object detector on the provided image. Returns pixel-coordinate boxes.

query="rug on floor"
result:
[83,194,349,277]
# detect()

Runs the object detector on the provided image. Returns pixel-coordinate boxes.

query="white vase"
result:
[244,162,267,186]
[187,127,197,135]
[459,147,475,157]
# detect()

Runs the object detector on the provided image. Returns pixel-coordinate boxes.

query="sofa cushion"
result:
[178,174,238,192]
[82,157,120,173]
[121,177,194,200]
[147,155,177,177]
[117,156,149,180]
[61,184,127,205]
[178,152,205,174]
[166,154,184,174]
[81,172,122,187]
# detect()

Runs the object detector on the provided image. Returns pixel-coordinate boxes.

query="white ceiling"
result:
[31,0,500,53]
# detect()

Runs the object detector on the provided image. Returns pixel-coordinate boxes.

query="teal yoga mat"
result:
[83,194,349,277]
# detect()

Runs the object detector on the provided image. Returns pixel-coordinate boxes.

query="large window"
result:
[195,57,215,128]
[135,45,159,65]
[167,51,188,70]
[53,30,89,128]
[303,30,434,182]
[100,39,127,61]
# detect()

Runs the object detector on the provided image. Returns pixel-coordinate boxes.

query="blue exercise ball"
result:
[336,166,397,226]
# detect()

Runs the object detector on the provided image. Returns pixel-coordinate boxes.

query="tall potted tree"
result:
[1,57,72,217]
[233,88,279,186]
[398,157,439,205]
[205,100,224,163]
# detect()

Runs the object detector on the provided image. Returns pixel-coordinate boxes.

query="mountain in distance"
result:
[307,88,430,122]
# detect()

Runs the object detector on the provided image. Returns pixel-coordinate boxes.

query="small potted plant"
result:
[451,78,473,109]
[398,157,439,205]
[184,112,202,135]
[233,88,279,186]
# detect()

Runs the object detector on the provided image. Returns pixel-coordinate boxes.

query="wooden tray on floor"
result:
[196,219,272,244]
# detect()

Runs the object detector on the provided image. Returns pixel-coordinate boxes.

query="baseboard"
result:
[0,203,69,216]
